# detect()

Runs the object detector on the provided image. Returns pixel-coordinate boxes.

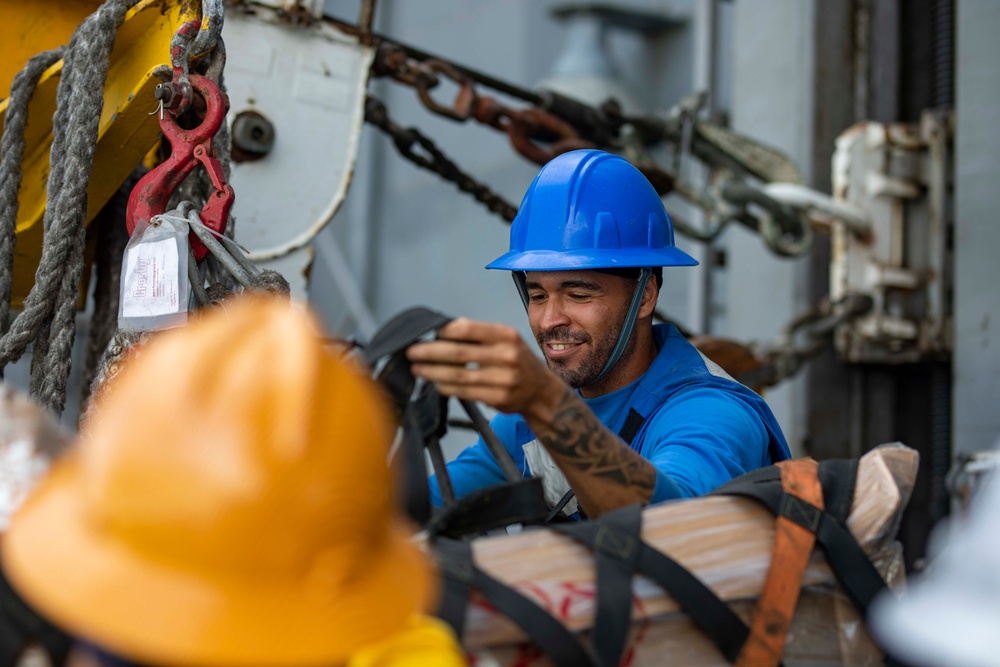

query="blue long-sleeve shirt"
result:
[430,323,790,510]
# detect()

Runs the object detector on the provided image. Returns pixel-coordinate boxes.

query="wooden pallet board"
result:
[435,444,917,666]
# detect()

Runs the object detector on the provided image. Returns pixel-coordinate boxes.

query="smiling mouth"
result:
[545,341,585,360]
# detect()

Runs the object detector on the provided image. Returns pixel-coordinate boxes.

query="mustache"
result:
[536,329,591,345]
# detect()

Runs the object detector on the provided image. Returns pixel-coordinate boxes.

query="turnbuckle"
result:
[126,73,234,262]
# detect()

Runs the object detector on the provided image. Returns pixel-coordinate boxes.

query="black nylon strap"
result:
[554,504,753,666]
[362,307,453,365]
[433,538,596,667]
[364,308,455,526]
[364,307,453,419]
[400,382,449,524]
[713,465,782,499]
[814,459,908,667]
[433,538,475,640]
[817,458,858,522]
[474,564,597,667]
[458,399,521,482]
[634,538,751,663]
[400,409,433,523]
[813,512,889,611]
[544,488,578,523]
[712,460,889,616]
[365,307,539,534]
[781,494,823,531]
[592,505,641,667]
[427,478,550,539]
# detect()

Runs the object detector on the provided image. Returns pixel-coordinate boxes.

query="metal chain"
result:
[366,41,827,257]
[370,44,673,194]
[154,0,226,114]
[364,95,519,222]
[364,41,803,190]
[192,0,225,56]
[335,26,899,395]
[336,14,894,393]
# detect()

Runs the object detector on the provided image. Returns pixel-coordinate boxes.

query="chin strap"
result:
[590,267,651,386]
[512,271,531,310]
[512,268,652,388]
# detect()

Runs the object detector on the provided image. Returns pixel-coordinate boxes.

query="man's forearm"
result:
[403,318,661,515]
[526,386,657,516]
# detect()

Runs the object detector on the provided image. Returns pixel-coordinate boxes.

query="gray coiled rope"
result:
[0,0,228,417]
[0,0,143,416]
[0,48,66,336]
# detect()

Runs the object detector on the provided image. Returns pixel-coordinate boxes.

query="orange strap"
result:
[734,458,824,667]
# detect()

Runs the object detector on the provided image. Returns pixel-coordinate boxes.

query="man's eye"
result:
[528,293,546,303]
[569,293,592,301]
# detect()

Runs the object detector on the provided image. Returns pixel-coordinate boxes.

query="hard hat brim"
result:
[486,247,699,271]
[2,458,434,667]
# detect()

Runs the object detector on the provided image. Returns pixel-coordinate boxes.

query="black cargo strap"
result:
[363,306,454,417]
[435,504,755,667]
[552,504,753,666]
[364,307,549,537]
[427,478,549,539]
[0,568,71,667]
[363,307,452,368]
[398,408,433,522]
[363,307,454,525]
[713,458,888,614]
[434,537,597,667]
[363,307,524,487]
[568,504,639,667]
[544,488,578,523]
[434,460,891,667]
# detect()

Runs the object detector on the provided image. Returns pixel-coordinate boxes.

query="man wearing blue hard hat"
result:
[408,149,790,519]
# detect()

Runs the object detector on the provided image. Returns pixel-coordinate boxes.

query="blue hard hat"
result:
[486,149,698,271]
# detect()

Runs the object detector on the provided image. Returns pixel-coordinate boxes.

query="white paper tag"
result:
[121,238,181,318]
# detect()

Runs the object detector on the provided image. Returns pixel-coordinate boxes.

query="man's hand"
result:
[407,317,658,517]
[406,318,564,421]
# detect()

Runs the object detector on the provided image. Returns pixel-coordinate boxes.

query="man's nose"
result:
[536,298,571,330]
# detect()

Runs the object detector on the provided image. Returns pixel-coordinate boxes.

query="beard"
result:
[534,307,630,389]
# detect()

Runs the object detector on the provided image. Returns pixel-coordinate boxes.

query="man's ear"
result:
[638,276,659,319]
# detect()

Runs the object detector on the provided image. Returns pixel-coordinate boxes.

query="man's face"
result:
[525,270,633,388]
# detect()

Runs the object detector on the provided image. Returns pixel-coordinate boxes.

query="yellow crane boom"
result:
[0,0,200,307]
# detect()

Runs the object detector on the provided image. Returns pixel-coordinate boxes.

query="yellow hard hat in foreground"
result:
[2,297,436,667]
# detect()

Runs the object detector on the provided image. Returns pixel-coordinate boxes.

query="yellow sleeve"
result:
[347,615,467,667]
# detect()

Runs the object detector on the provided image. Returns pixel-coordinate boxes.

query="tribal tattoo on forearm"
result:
[534,387,656,492]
